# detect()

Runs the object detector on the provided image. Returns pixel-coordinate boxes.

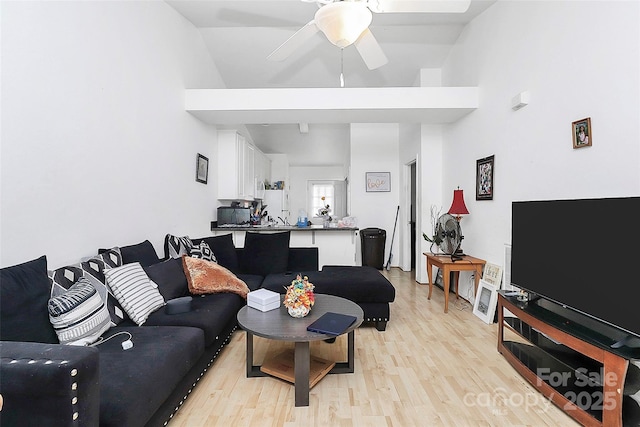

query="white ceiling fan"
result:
[267,0,471,70]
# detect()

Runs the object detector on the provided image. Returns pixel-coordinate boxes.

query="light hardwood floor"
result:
[169,268,579,426]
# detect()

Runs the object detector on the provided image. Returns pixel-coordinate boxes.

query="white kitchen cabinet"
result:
[217,130,255,200]
[242,142,255,199]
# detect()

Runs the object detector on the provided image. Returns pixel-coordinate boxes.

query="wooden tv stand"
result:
[497,292,639,427]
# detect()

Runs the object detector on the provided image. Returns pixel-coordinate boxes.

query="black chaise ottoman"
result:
[261,265,395,331]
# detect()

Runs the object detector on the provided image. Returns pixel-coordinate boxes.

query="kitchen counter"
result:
[210,224,360,267]
[211,224,358,232]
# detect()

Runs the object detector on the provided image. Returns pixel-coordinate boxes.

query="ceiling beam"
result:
[185,87,478,125]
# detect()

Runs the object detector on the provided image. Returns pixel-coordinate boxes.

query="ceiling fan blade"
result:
[354,28,388,70]
[267,20,320,62]
[368,0,471,14]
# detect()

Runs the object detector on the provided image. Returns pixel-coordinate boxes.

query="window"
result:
[307,180,346,219]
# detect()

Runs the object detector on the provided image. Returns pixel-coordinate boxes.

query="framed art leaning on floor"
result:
[473,279,499,324]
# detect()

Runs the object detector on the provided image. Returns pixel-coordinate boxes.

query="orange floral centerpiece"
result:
[283,274,315,318]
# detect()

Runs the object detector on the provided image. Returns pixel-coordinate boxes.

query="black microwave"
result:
[217,207,250,225]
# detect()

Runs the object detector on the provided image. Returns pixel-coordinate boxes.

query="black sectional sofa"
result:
[0,231,395,426]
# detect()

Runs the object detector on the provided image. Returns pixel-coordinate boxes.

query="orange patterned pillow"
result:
[181,255,249,298]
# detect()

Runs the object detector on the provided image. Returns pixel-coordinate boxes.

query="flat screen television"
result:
[511,196,640,346]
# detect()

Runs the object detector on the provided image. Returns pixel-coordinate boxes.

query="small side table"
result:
[424,253,486,313]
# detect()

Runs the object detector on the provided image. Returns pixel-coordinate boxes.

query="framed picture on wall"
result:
[572,117,592,149]
[366,172,391,192]
[196,153,209,184]
[476,155,494,200]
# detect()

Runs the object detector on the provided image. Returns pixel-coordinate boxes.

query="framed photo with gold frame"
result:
[572,117,592,149]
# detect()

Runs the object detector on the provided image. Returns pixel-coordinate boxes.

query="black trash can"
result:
[360,227,386,270]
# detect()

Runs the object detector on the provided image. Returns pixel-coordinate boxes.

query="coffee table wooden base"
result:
[244,330,356,406]
[238,294,363,407]
[260,349,335,389]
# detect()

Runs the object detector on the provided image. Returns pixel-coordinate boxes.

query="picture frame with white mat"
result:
[473,279,499,324]
[472,262,502,323]
[482,262,503,288]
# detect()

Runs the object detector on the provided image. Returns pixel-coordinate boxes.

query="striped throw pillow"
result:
[48,277,111,345]
[104,262,165,325]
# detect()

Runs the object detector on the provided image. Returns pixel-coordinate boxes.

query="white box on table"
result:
[247,289,281,312]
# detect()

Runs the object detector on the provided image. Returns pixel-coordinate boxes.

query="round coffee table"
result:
[237,294,364,406]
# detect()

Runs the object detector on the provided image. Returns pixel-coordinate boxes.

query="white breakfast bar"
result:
[210,224,359,267]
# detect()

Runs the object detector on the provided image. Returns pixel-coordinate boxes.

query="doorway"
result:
[402,160,417,272]
[401,158,419,274]
[410,162,417,270]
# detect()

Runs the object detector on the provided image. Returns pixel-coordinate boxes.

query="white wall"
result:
[416,125,445,282]
[398,123,421,273]
[436,0,640,299]
[266,153,290,185]
[350,123,400,266]
[1,1,224,267]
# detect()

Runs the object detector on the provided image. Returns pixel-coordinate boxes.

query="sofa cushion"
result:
[192,234,239,272]
[143,257,188,300]
[47,277,111,345]
[164,234,193,259]
[116,240,161,267]
[144,293,244,346]
[261,266,396,303]
[104,262,165,325]
[236,273,265,292]
[182,256,249,298]
[97,325,204,427]
[288,247,320,272]
[240,231,290,276]
[0,255,58,344]
[189,240,216,262]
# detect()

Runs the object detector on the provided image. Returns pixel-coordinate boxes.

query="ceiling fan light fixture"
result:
[314,2,372,48]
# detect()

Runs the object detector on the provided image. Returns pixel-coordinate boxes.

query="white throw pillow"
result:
[104,262,165,325]
[48,277,112,345]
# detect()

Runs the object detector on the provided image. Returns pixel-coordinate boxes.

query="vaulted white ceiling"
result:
[166,0,496,165]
